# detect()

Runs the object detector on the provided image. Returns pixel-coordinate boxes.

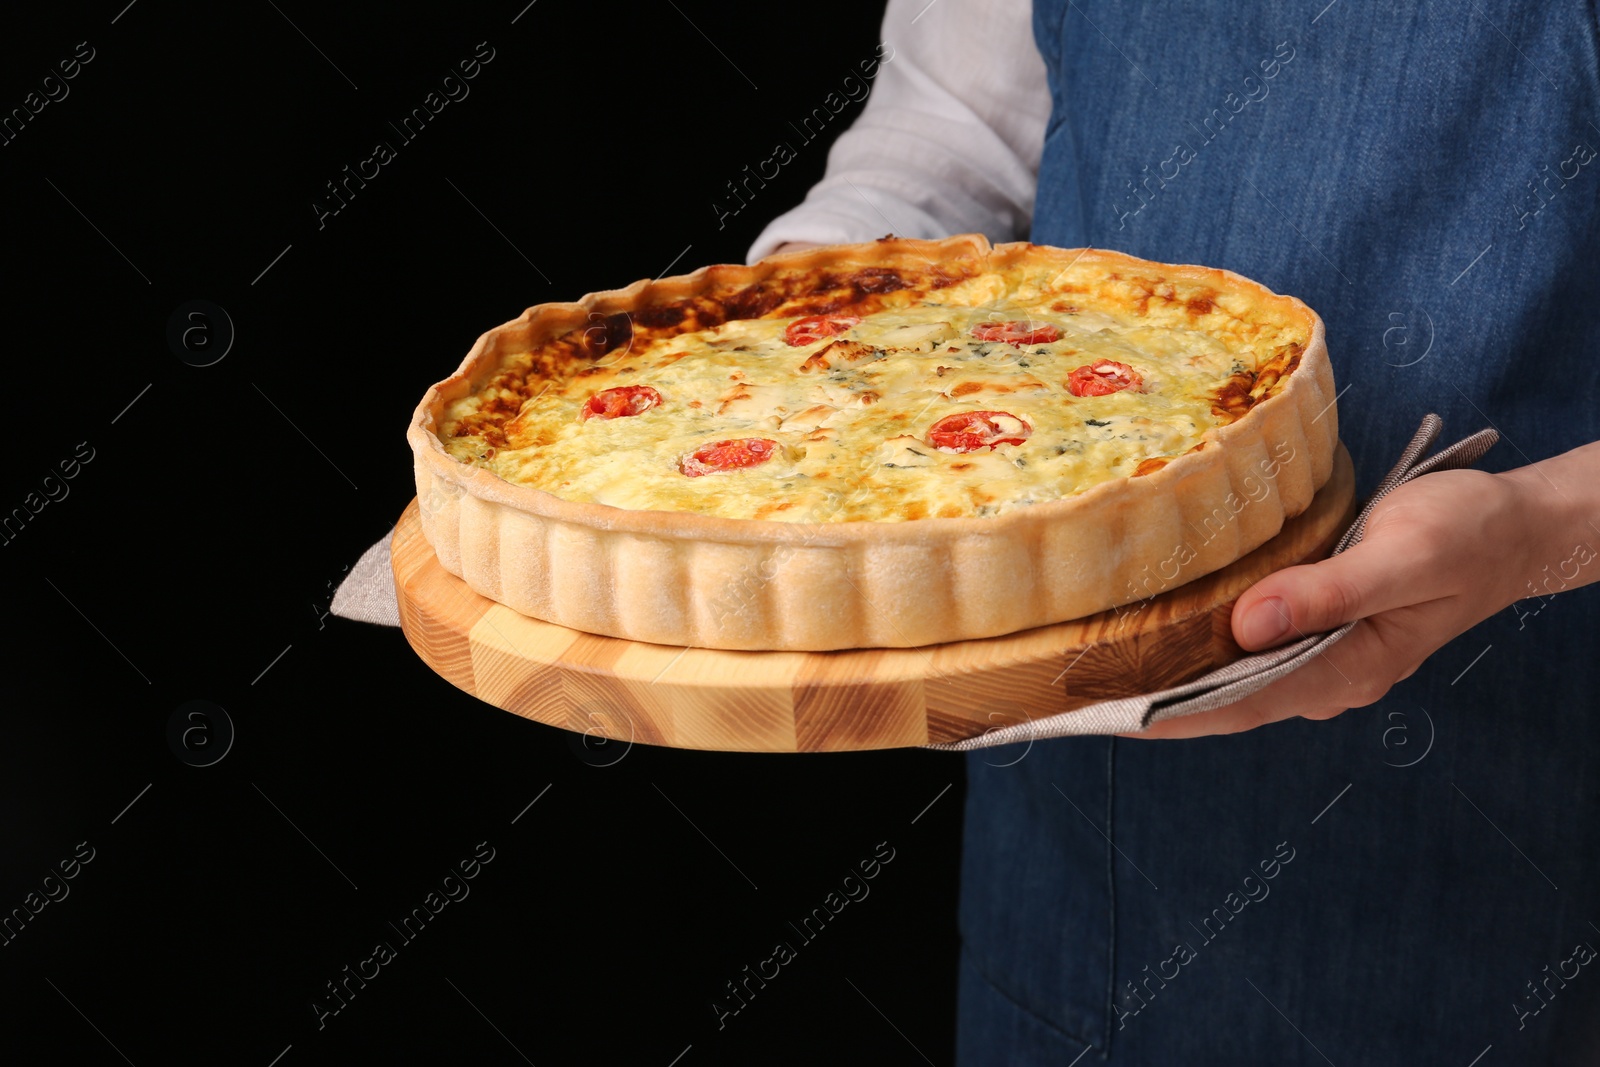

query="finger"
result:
[1123,645,1354,739]
[1231,530,1449,651]
[1125,606,1434,739]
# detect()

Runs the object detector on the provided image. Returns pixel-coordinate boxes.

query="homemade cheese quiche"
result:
[407,235,1337,650]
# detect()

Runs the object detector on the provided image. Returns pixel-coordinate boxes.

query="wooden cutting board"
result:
[393,445,1354,752]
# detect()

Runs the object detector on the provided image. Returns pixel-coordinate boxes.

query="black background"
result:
[1,2,971,1064]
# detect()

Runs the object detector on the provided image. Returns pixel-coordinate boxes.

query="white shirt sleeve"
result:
[746,0,1050,264]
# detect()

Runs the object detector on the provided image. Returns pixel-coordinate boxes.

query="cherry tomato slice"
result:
[971,320,1061,345]
[1066,360,1143,397]
[679,438,779,477]
[784,314,861,347]
[581,385,662,421]
[926,411,1032,453]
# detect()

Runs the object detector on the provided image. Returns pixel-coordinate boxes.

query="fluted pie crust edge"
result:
[406,235,1338,651]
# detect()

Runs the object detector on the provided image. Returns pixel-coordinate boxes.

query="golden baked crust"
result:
[407,235,1337,650]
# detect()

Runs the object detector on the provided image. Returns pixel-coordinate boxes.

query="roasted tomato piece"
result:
[1066,360,1142,396]
[679,438,779,477]
[580,385,662,420]
[971,320,1061,345]
[926,411,1032,453]
[784,314,861,347]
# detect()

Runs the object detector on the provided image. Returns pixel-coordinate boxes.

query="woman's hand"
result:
[1125,443,1600,739]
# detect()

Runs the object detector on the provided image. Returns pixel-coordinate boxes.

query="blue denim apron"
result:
[957,3,1600,1062]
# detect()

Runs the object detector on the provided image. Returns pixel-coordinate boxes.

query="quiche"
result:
[407,235,1337,651]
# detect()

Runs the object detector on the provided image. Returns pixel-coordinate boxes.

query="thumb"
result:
[1230,534,1441,650]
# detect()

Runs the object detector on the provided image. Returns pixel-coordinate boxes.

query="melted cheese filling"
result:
[441,273,1299,522]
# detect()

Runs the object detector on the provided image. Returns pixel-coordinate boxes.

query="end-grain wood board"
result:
[394,445,1355,752]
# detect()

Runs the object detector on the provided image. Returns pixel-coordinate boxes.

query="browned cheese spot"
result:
[1250,343,1305,401]
[717,388,752,415]
[1211,369,1258,421]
